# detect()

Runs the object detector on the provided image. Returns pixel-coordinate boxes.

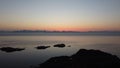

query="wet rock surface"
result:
[38,49,120,68]
[0,47,25,53]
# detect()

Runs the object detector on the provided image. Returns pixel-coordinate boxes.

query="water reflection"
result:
[0,36,120,68]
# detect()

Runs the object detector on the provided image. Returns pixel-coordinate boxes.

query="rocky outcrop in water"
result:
[38,49,120,68]
[54,44,65,48]
[36,46,50,49]
[0,47,25,53]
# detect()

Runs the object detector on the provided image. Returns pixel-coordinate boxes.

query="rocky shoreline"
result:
[38,49,120,68]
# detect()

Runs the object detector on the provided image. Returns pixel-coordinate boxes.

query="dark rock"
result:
[38,49,120,68]
[0,47,25,53]
[54,44,65,48]
[36,46,50,49]
[68,45,71,47]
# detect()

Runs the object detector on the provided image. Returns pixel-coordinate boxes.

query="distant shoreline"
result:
[0,30,120,33]
[0,32,120,36]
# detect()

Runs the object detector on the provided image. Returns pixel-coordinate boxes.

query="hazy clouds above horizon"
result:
[0,0,120,31]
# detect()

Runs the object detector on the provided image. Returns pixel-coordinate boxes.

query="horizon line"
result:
[0,30,120,33]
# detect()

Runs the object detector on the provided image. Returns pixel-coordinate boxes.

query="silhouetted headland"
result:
[36,46,50,50]
[38,49,120,68]
[0,47,25,53]
[54,44,66,48]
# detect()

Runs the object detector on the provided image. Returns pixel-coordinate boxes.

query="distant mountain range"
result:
[0,30,120,36]
[0,30,120,33]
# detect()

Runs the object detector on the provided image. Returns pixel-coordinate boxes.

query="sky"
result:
[0,0,120,31]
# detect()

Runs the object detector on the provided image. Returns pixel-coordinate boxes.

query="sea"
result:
[0,33,120,68]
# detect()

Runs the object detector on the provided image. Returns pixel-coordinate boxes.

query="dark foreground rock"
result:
[54,44,65,48]
[38,49,120,68]
[0,47,25,53]
[36,46,50,49]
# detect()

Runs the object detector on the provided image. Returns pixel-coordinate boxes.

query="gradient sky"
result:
[0,0,120,31]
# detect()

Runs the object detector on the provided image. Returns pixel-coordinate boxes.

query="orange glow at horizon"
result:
[0,21,120,31]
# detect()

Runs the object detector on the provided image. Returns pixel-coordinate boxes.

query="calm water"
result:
[0,35,120,68]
